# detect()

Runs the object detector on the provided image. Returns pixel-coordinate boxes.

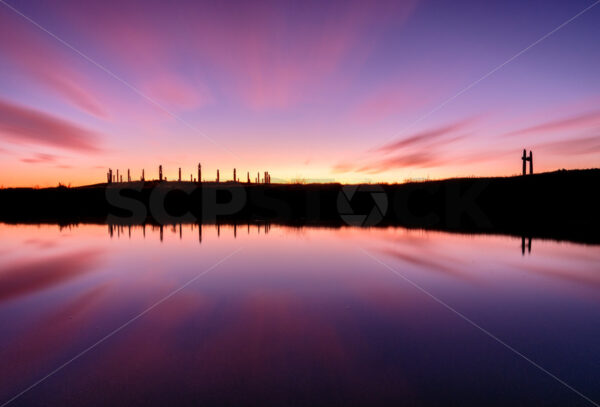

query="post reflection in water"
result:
[0,223,599,407]
[522,235,532,255]
[107,222,273,244]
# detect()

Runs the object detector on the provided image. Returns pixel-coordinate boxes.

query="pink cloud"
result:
[333,118,473,174]
[20,152,58,164]
[142,74,212,110]
[218,2,418,110]
[506,111,600,137]
[0,13,107,118]
[352,77,441,123]
[0,98,102,152]
[331,162,356,174]
[377,118,473,154]
[354,89,416,122]
[539,135,600,155]
[356,151,443,174]
[53,0,419,110]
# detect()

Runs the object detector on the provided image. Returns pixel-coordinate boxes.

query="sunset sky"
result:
[0,0,599,187]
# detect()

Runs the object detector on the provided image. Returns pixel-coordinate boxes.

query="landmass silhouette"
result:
[1,168,599,244]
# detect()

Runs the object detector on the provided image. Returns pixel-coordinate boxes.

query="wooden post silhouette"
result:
[178,167,182,182]
[127,169,131,182]
[198,163,202,184]
[217,169,220,183]
[233,168,236,183]
[159,165,163,181]
[141,169,145,181]
[247,171,250,183]
[522,150,533,175]
[116,169,119,183]
[107,169,112,184]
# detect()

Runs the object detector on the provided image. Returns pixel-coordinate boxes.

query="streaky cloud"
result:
[505,110,600,137]
[0,13,107,118]
[0,98,102,153]
[20,153,59,164]
[376,117,473,154]
[540,135,600,155]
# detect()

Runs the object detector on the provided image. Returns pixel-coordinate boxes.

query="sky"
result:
[0,0,599,187]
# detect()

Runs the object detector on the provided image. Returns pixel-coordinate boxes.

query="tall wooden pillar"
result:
[529,151,533,174]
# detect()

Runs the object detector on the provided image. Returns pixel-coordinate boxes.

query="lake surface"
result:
[0,223,599,406]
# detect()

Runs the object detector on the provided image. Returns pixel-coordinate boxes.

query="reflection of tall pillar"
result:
[143,224,146,238]
[160,225,164,242]
[179,223,182,239]
[521,236,533,255]
[109,224,113,238]
[128,225,131,238]
[234,224,237,238]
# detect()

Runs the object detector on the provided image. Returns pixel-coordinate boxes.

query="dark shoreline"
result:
[1,169,599,244]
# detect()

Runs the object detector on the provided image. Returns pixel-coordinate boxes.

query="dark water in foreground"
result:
[0,224,599,406]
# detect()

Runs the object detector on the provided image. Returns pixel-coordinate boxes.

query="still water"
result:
[0,223,599,406]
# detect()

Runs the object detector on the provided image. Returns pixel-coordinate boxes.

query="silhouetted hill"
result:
[1,169,599,244]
